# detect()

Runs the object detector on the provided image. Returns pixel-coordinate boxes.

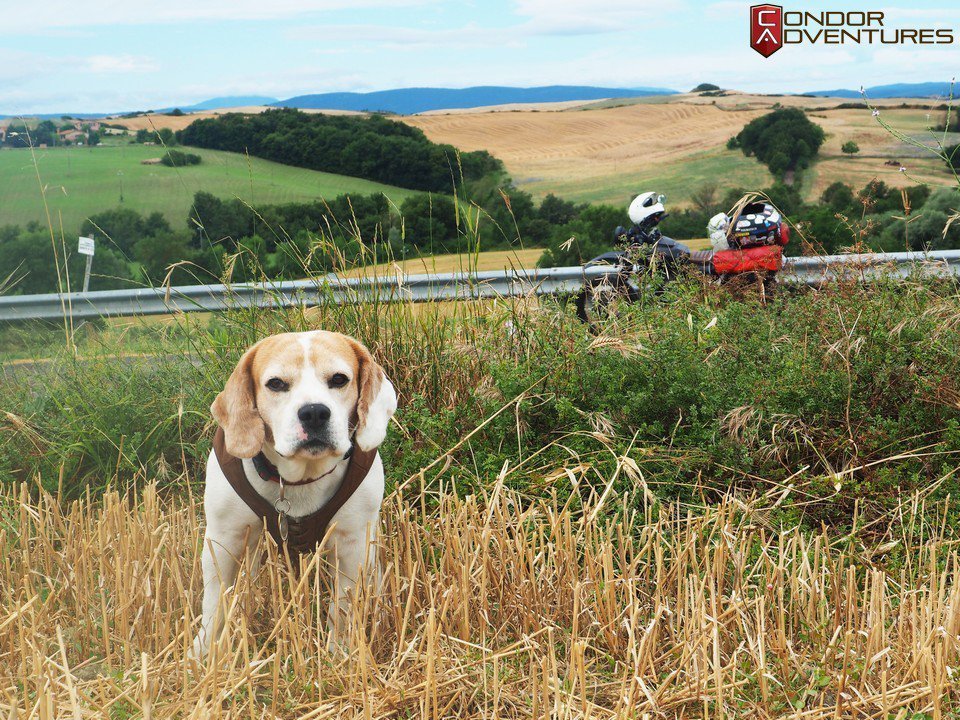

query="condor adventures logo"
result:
[749,7,954,58]
[751,4,783,57]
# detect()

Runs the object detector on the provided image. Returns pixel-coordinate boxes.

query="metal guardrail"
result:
[782,248,960,285]
[1,249,959,322]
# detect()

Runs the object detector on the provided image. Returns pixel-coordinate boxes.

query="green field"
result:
[520,147,774,206]
[0,144,417,233]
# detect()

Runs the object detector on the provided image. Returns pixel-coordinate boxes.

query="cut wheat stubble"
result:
[2,477,960,718]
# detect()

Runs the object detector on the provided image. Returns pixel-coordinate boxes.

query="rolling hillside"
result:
[8,90,956,230]
[405,100,774,205]
[0,145,417,233]
[404,93,959,206]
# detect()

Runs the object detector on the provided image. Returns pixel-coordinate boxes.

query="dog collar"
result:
[251,437,356,486]
[251,452,339,486]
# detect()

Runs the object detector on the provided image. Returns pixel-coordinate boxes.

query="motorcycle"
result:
[575,199,787,326]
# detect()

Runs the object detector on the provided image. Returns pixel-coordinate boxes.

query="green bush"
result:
[160,150,201,167]
[4,274,959,534]
[538,204,625,266]
[734,108,825,179]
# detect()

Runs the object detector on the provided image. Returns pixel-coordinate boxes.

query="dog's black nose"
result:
[298,403,331,430]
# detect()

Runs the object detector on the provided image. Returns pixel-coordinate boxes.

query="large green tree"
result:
[734,108,825,180]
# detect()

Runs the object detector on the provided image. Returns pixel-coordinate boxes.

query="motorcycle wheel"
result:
[576,274,640,328]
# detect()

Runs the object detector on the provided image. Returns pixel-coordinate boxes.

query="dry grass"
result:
[4,474,960,718]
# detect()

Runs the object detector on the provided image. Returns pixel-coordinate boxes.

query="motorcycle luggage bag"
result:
[713,245,783,274]
[729,202,786,249]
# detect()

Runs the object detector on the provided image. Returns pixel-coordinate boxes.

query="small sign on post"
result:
[78,236,95,293]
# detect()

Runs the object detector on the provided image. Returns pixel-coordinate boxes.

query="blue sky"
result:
[3,0,960,113]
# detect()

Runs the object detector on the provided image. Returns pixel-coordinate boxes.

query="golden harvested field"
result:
[406,102,772,206]
[408,102,765,168]
[405,93,960,206]
[6,481,960,718]
[801,107,960,199]
[337,247,543,277]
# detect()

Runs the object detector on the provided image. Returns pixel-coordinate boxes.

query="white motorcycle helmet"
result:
[707,212,731,251]
[628,192,666,226]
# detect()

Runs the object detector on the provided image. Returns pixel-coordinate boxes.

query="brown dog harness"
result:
[212,427,377,555]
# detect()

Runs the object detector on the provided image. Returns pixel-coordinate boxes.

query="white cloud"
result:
[1,0,440,33]
[0,50,58,86]
[291,22,523,49]
[82,55,159,74]
[513,0,682,35]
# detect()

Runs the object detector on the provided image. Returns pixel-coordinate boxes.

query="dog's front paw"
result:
[189,631,210,660]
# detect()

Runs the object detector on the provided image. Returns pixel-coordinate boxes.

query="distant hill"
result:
[806,82,957,99]
[0,113,107,120]
[274,85,676,115]
[2,96,279,119]
[175,96,280,111]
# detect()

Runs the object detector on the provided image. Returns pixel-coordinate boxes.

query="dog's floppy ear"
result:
[211,343,265,458]
[349,339,397,451]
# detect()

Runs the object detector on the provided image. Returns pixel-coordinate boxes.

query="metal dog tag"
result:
[276,482,292,544]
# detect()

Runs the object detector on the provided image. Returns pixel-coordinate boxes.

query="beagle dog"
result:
[192,330,397,658]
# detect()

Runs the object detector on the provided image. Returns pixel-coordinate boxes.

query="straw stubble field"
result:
[4,476,960,718]
[404,94,959,207]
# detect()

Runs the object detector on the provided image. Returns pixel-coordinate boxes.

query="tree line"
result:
[0,180,597,294]
[179,109,502,193]
[5,174,956,296]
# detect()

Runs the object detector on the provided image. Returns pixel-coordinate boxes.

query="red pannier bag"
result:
[713,244,784,274]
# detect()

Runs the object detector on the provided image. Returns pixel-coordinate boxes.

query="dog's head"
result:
[211,331,397,460]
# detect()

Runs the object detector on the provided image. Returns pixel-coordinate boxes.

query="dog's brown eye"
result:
[329,373,349,389]
[265,377,289,392]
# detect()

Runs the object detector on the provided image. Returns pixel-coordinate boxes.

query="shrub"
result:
[135,127,176,145]
[933,110,960,133]
[3,274,960,534]
[538,204,625,266]
[160,150,201,167]
[399,193,458,249]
